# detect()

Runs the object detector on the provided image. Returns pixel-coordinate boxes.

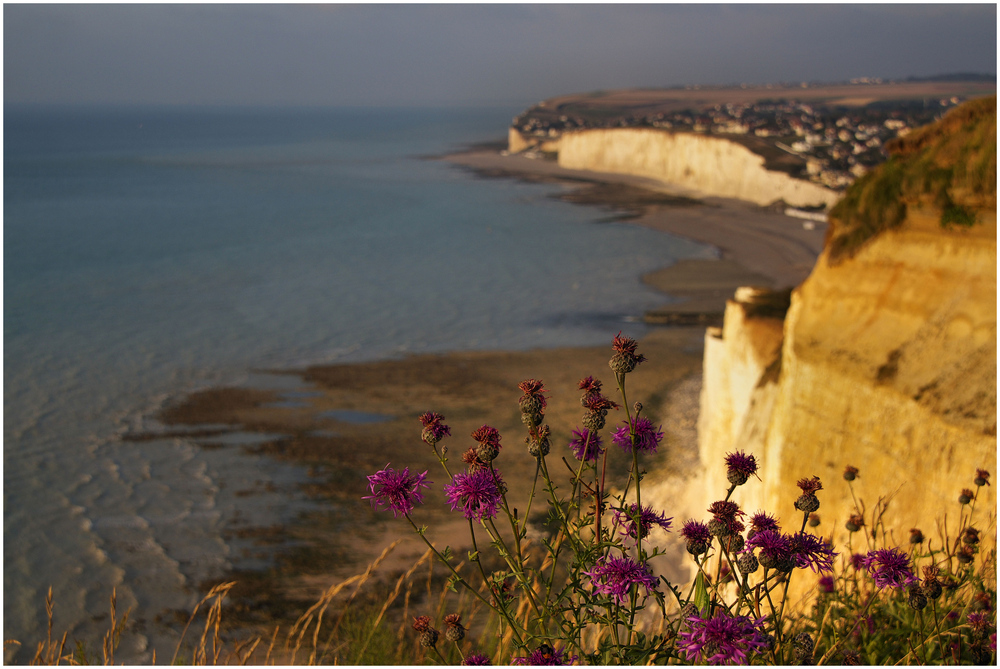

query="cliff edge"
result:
[697,97,996,546]
[510,126,840,209]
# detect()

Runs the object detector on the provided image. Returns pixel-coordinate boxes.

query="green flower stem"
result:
[632,446,643,559]
[430,645,448,664]
[596,442,611,542]
[489,462,526,570]
[432,444,454,480]
[771,510,810,653]
[538,454,584,554]
[468,518,497,607]
[403,514,526,646]
[482,517,544,619]
[519,459,542,538]
[570,445,589,520]
[815,592,876,665]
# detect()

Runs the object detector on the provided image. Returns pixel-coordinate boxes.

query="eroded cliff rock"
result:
[696,98,997,550]
[511,127,840,208]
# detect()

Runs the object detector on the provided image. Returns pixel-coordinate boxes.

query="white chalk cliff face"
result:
[698,206,996,546]
[551,128,840,209]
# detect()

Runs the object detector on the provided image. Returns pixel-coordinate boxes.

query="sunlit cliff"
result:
[697,97,997,545]
[509,126,840,209]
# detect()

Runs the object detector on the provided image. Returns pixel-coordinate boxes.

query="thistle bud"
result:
[444,613,465,642]
[908,585,928,611]
[520,411,542,428]
[419,628,439,648]
[582,411,606,431]
[526,425,551,457]
[959,488,974,505]
[737,551,759,575]
[841,650,861,666]
[518,394,542,416]
[795,494,820,513]
[843,465,859,481]
[793,632,814,665]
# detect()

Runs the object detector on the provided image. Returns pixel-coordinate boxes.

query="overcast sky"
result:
[4,3,996,108]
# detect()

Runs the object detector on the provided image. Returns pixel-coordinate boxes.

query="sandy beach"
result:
[444,149,829,295]
[136,146,833,638]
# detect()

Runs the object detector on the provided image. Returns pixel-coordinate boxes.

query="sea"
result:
[3,105,715,661]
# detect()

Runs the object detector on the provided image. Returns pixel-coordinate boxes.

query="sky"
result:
[4,3,997,108]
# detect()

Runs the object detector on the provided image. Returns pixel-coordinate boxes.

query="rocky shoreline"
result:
[130,147,832,643]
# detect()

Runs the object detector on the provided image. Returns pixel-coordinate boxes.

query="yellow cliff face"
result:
[553,128,840,209]
[699,207,996,549]
[696,98,996,556]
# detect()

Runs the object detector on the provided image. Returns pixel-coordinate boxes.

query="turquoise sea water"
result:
[4,105,714,660]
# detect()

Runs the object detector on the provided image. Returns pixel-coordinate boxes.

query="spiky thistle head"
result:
[724,450,759,486]
[364,465,430,517]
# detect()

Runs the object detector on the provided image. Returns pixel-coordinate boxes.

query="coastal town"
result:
[510,83,978,192]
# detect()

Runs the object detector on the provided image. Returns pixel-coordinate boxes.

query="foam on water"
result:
[4,105,715,661]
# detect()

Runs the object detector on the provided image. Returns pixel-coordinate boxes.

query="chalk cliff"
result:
[510,127,840,209]
[697,97,997,546]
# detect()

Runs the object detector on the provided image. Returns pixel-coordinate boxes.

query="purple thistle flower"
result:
[568,428,603,462]
[708,500,746,535]
[511,644,577,666]
[789,532,837,573]
[444,468,503,521]
[364,464,430,517]
[967,611,993,635]
[748,511,780,534]
[471,425,502,449]
[861,548,917,588]
[614,503,673,541]
[418,411,451,444]
[681,519,713,554]
[724,450,759,485]
[677,610,770,665]
[850,553,866,570]
[583,555,658,605]
[611,417,663,454]
[681,519,711,543]
[578,376,603,394]
[744,529,792,569]
[819,575,835,593]
[462,654,492,666]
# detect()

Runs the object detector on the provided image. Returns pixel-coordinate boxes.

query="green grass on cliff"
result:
[826,95,996,264]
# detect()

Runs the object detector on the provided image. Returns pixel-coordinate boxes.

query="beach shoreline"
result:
[440,147,830,297]
[127,145,833,647]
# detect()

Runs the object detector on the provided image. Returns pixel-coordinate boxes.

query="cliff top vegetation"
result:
[826,96,997,264]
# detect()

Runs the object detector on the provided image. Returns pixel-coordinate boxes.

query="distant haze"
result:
[4,4,996,108]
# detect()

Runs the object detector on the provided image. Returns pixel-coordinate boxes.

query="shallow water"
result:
[4,105,715,661]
